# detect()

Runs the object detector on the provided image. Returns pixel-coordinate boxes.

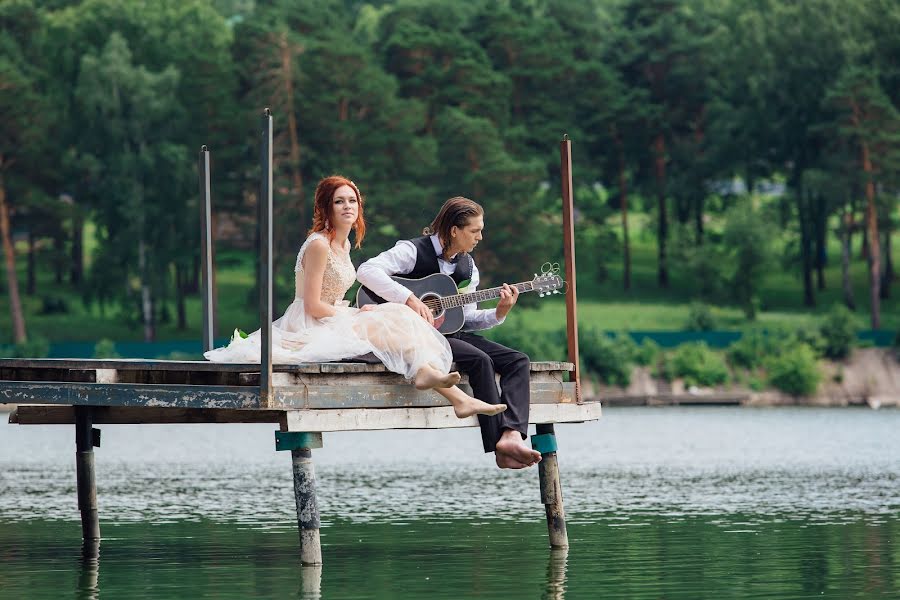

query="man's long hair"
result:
[424,196,483,257]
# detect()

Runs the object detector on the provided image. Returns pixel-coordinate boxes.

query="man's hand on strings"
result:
[496,283,519,320]
[406,293,435,326]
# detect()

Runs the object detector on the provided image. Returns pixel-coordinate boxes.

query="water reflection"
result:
[297,564,322,600]
[543,547,568,600]
[77,540,100,600]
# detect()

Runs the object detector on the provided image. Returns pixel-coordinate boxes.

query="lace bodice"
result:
[294,233,356,305]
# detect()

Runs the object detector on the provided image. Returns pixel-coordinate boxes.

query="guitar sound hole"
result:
[420,293,444,318]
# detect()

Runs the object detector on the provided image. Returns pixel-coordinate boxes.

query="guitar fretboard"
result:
[439,282,535,308]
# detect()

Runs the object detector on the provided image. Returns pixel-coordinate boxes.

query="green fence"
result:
[36,330,895,359]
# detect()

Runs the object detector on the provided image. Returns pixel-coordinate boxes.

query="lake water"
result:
[1,406,898,599]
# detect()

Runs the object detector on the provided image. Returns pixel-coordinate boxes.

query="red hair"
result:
[309,175,366,248]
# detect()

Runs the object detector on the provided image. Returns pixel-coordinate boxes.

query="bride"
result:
[205,175,506,419]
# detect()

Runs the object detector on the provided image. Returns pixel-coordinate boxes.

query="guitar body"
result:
[356,273,466,335]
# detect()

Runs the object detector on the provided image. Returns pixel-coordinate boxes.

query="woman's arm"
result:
[301,239,338,319]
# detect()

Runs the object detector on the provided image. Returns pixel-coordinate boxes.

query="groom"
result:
[357,196,542,469]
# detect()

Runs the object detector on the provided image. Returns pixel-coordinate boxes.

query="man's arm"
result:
[461,264,508,332]
[356,241,418,303]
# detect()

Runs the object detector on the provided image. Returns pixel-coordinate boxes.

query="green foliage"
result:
[684,302,716,332]
[93,338,120,358]
[632,338,660,367]
[1,336,50,358]
[721,203,775,320]
[485,316,565,363]
[765,343,821,396]
[818,304,857,359]
[579,329,636,387]
[667,342,729,387]
[727,330,783,370]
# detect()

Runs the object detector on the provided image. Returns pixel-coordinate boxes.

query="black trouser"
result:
[447,332,530,453]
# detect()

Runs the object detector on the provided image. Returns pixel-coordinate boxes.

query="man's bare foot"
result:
[414,367,461,390]
[495,431,542,466]
[496,453,530,469]
[453,396,507,419]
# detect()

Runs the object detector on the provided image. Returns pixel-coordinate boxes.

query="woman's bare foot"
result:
[495,429,542,467]
[414,366,461,390]
[452,395,507,419]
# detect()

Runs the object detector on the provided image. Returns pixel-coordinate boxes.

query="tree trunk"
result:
[176,263,187,330]
[861,141,880,328]
[615,131,630,291]
[694,195,705,245]
[653,133,668,288]
[54,229,64,284]
[0,169,27,343]
[26,229,36,295]
[814,194,826,291]
[880,228,892,300]
[70,208,84,285]
[279,33,306,233]
[840,209,856,310]
[138,238,155,342]
[796,186,816,307]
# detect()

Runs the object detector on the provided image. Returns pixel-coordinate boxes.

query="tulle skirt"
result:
[204,300,453,380]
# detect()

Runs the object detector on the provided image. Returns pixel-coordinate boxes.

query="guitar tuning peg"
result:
[553,290,559,294]
[539,292,545,298]
[534,273,538,278]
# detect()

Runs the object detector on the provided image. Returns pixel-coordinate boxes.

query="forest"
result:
[0,0,897,351]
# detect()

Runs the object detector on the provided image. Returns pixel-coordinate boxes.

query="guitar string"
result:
[420,281,547,311]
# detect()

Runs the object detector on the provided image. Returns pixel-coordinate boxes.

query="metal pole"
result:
[75,406,100,541]
[199,145,215,353]
[559,134,581,401]
[259,109,274,408]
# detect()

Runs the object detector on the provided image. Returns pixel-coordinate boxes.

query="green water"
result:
[1,407,898,598]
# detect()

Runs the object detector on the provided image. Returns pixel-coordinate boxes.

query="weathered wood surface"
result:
[281,402,601,432]
[1,379,575,409]
[10,401,602,429]
[10,406,287,425]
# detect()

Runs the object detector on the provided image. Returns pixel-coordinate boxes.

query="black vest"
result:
[405,236,473,285]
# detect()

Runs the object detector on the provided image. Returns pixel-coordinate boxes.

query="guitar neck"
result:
[441,282,534,308]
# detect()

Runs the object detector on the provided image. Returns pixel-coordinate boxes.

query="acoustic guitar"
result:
[356,263,564,334]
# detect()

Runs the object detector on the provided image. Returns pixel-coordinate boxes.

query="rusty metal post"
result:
[559,134,581,401]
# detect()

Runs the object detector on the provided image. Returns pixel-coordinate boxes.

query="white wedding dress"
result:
[204,232,453,379]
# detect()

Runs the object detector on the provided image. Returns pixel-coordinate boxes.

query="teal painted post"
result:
[534,423,568,548]
[75,406,100,541]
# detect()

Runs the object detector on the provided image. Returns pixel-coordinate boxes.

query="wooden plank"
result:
[273,381,576,409]
[11,401,600,428]
[1,382,260,409]
[282,402,601,432]
[11,406,286,424]
[2,379,575,409]
[0,358,572,375]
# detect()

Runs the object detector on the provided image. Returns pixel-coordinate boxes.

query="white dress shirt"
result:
[356,235,505,332]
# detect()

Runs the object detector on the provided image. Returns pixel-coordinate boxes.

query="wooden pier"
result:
[2,115,595,563]
[2,358,599,563]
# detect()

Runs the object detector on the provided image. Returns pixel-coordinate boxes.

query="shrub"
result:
[668,342,729,387]
[727,330,782,370]
[2,336,51,358]
[818,304,857,360]
[766,343,821,396]
[684,302,716,331]
[579,329,634,387]
[633,338,660,367]
[487,317,566,362]
[93,339,121,359]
